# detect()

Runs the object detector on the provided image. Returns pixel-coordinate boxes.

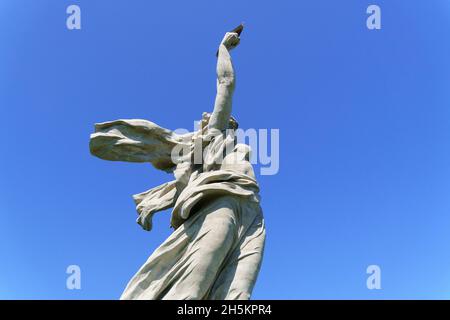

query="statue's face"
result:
[199,112,238,131]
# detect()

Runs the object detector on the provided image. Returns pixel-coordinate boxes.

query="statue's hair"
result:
[228,115,239,130]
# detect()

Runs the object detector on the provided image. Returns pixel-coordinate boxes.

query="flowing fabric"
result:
[121,172,265,300]
[89,118,266,300]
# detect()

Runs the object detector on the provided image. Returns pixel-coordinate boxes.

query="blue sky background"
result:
[1,0,450,299]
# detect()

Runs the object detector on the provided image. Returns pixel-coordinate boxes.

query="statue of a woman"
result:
[89,25,265,300]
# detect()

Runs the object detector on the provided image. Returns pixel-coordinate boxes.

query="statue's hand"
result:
[220,32,240,51]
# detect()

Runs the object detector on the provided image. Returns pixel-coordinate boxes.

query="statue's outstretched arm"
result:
[208,28,242,132]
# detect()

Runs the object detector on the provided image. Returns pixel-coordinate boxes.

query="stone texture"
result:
[89,27,265,300]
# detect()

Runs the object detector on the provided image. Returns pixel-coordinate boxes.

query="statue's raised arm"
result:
[208,24,243,132]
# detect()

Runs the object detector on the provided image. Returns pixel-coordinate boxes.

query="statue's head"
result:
[200,112,239,131]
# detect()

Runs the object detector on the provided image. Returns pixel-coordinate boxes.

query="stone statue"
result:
[89,25,265,300]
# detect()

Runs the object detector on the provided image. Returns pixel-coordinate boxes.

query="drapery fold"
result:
[89,119,189,171]
[89,117,265,300]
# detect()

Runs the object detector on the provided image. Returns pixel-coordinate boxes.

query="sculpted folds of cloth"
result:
[89,26,266,300]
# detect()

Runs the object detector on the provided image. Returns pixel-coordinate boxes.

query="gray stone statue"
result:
[89,25,265,300]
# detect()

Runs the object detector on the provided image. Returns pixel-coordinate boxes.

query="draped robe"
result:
[89,119,265,299]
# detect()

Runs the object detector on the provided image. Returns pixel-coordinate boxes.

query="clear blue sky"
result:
[1,0,450,299]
